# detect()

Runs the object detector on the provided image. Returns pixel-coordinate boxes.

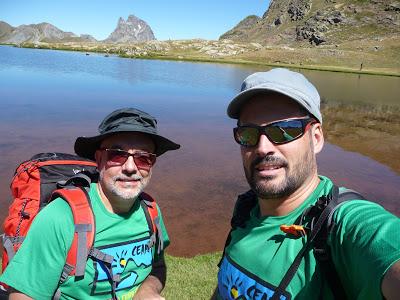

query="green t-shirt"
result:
[1,183,170,300]
[217,176,400,300]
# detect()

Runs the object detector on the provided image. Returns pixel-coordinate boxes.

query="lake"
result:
[0,45,399,256]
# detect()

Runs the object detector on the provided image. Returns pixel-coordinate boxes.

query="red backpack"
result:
[1,153,162,299]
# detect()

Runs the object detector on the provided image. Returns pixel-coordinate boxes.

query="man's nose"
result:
[122,155,138,173]
[254,134,276,156]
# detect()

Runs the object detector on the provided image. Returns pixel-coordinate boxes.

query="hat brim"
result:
[74,131,180,161]
[227,85,321,122]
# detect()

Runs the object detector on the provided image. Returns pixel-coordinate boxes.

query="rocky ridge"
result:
[220,0,400,46]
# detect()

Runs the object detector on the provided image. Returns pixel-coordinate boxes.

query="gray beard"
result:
[99,171,150,202]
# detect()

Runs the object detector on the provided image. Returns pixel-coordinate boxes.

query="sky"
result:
[0,0,270,41]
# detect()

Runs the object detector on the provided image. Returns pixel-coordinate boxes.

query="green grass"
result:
[163,252,221,300]
[2,252,221,299]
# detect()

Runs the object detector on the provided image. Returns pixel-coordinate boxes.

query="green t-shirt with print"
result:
[0,183,170,300]
[217,176,400,300]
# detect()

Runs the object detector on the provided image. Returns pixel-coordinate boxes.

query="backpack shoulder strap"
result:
[51,186,95,278]
[271,185,365,300]
[139,192,164,254]
[218,190,257,267]
[271,185,341,300]
[313,187,364,300]
[231,190,258,229]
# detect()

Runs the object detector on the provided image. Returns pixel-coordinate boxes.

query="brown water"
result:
[0,46,399,256]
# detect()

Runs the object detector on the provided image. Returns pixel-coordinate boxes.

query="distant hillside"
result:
[220,0,400,46]
[104,15,155,43]
[0,21,97,44]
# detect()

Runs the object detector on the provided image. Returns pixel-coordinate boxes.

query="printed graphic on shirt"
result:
[218,256,290,300]
[91,237,153,296]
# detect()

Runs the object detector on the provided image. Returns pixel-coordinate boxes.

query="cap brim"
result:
[227,85,316,120]
[74,131,180,161]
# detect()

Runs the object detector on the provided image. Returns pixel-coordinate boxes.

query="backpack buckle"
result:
[313,247,330,261]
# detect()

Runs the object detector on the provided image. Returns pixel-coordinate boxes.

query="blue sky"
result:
[0,0,270,41]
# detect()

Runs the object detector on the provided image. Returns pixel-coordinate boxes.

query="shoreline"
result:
[2,42,399,77]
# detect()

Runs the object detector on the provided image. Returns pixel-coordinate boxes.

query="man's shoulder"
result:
[331,198,399,239]
[334,198,392,220]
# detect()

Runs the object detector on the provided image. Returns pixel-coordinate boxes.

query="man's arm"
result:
[133,254,166,300]
[8,289,33,300]
[381,260,400,300]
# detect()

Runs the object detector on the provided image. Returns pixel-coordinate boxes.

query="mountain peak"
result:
[127,15,140,22]
[105,15,155,43]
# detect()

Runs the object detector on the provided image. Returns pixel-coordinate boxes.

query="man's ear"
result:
[312,123,324,154]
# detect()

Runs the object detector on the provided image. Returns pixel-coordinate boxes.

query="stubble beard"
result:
[244,145,316,200]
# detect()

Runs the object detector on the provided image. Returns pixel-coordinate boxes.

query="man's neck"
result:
[258,175,320,217]
[96,183,137,214]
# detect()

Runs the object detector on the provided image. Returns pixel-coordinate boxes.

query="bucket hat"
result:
[74,108,180,160]
[227,68,322,123]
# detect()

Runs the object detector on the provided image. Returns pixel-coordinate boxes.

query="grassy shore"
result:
[3,38,399,77]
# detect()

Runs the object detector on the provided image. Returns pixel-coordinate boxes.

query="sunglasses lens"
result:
[106,150,128,164]
[275,120,304,143]
[133,153,156,171]
[235,127,259,147]
[266,120,304,144]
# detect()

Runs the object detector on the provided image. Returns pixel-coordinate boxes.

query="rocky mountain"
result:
[220,0,400,46]
[104,15,155,43]
[0,21,97,44]
[0,21,14,39]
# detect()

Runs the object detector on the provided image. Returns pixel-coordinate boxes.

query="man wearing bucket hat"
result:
[2,108,179,300]
[214,68,400,300]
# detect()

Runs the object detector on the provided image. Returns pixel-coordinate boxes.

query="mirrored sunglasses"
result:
[233,117,317,147]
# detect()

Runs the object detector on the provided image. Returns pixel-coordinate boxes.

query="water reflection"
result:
[0,46,398,256]
[302,69,400,106]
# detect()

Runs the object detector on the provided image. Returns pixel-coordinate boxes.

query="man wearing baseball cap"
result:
[214,68,400,299]
[2,108,179,299]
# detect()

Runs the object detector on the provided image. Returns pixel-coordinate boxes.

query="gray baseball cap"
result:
[227,68,322,123]
[75,108,180,160]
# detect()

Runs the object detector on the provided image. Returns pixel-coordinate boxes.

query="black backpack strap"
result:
[270,186,341,300]
[57,171,93,193]
[218,190,257,267]
[313,187,364,300]
[271,185,364,300]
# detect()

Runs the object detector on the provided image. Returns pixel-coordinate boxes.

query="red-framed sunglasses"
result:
[100,148,156,171]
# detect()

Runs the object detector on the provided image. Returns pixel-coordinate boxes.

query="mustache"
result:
[250,155,288,170]
[113,174,143,181]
